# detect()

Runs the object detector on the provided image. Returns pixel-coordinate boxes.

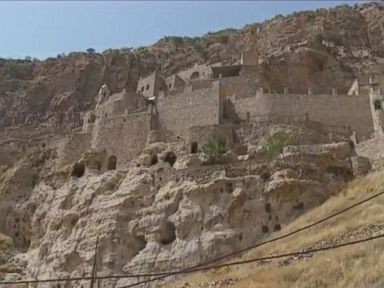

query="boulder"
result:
[174,154,201,169]
[283,141,354,160]
[135,153,153,168]
[350,156,371,176]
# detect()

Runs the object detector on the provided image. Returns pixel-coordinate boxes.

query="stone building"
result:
[57,51,383,171]
[136,70,166,98]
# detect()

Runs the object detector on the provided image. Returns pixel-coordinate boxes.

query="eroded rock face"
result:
[0,138,360,287]
[350,156,371,176]
[1,2,383,285]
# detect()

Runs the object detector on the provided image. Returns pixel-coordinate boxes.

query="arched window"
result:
[374,99,381,110]
[190,71,200,81]
[107,155,117,170]
[146,84,150,90]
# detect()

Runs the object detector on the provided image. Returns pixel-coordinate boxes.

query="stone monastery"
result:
[58,50,384,171]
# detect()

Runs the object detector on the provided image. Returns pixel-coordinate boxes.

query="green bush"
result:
[206,28,238,37]
[202,132,228,165]
[86,48,95,54]
[260,131,299,159]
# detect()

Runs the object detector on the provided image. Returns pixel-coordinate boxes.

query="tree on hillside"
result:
[86,48,96,54]
[202,132,228,165]
[260,131,299,160]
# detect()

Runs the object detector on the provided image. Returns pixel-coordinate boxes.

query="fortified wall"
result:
[157,81,220,143]
[91,112,150,167]
[55,51,383,171]
[221,79,373,141]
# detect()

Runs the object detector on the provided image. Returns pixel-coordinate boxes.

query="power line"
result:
[1,232,382,287]
[117,233,384,288]
[90,236,99,288]
[116,188,384,288]
[1,189,383,286]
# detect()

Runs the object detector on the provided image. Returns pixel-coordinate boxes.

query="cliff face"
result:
[0,3,382,285]
[0,139,360,286]
[1,2,384,135]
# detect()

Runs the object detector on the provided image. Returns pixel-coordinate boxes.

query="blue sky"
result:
[0,1,364,60]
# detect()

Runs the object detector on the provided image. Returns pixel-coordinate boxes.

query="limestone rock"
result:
[135,153,153,168]
[283,141,354,160]
[238,154,249,161]
[0,139,361,286]
[350,156,371,176]
[173,154,201,170]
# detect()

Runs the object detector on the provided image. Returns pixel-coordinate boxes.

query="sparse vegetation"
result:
[290,10,316,18]
[0,233,12,252]
[168,36,184,48]
[27,149,48,167]
[0,263,23,274]
[86,48,96,54]
[243,23,262,35]
[202,132,228,165]
[315,31,343,46]
[217,34,229,44]
[165,169,384,288]
[7,62,33,80]
[206,28,238,37]
[260,131,299,159]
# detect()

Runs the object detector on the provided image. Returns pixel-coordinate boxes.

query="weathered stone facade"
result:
[54,53,383,172]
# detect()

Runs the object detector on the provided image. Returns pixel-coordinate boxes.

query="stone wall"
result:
[189,124,234,151]
[177,64,212,83]
[165,75,185,91]
[96,91,147,119]
[219,77,258,100]
[157,82,221,142]
[233,91,373,141]
[91,112,150,168]
[190,79,213,91]
[136,71,165,98]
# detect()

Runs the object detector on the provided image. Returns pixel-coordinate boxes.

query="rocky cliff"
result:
[0,2,381,287]
[0,138,367,287]
[1,2,384,136]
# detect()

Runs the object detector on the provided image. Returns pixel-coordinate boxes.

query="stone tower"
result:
[368,75,384,137]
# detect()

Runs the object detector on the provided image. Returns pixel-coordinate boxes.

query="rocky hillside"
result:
[1,2,384,136]
[165,167,384,288]
[0,131,368,286]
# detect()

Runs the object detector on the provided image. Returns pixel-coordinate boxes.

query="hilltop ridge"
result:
[1,2,384,135]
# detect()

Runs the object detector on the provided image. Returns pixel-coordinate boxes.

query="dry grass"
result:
[164,169,384,288]
[0,263,23,274]
[0,233,12,252]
